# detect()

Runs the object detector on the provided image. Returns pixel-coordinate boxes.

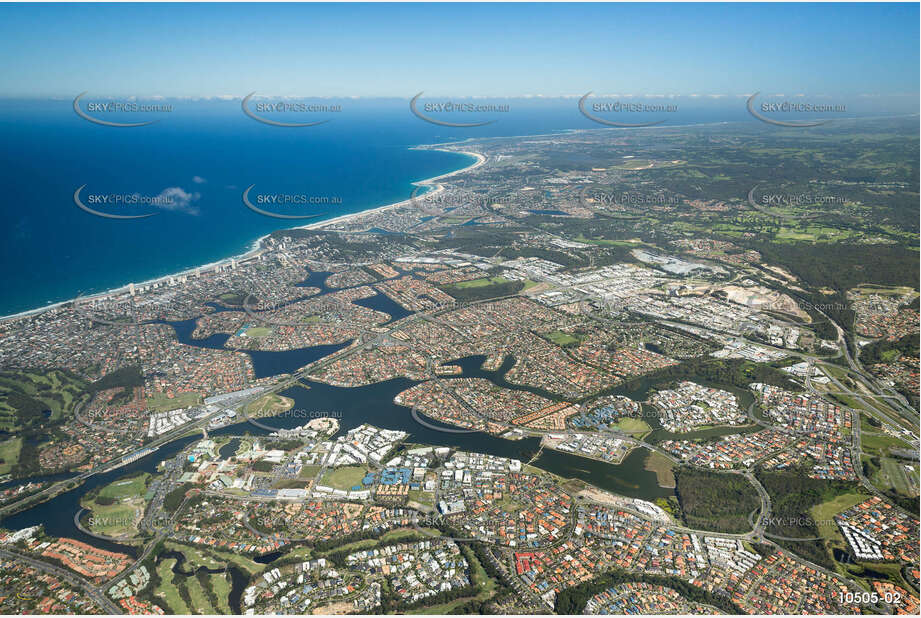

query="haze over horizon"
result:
[0,3,918,99]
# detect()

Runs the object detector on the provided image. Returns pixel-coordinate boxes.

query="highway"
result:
[1,251,913,614]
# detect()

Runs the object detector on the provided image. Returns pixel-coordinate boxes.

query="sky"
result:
[0,2,918,99]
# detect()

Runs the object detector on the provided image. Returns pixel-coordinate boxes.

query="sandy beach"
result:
[0,148,486,323]
[293,149,485,233]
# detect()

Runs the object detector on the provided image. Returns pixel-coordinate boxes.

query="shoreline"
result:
[291,148,485,233]
[0,148,485,324]
[6,109,891,324]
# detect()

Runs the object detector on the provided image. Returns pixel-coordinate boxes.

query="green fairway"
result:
[209,573,232,613]
[0,437,22,476]
[183,572,213,613]
[845,561,914,591]
[152,543,253,613]
[163,542,224,569]
[0,369,87,432]
[154,559,190,614]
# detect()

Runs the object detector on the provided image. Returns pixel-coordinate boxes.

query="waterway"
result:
[161,317,351,379]
[0,349,673,552]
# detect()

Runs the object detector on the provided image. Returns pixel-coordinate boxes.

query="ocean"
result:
[0,96,890,316]
[0,99,476,316]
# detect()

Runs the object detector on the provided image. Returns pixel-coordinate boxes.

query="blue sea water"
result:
[0,100,471,315]
[0,96,894,316]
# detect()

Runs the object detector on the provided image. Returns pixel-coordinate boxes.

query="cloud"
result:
[192,176,207,184]
[151,187,201,215]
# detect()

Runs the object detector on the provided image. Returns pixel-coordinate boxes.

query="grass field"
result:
[86,503,139,537]
[408,488,435,509]
[644,451,676,488]
[440,216,474,225]
[322,465,368,490]
[218,292,245,305]
[861,431,912,457]
[244,393,294,417]
[84,473,149,537]
[273,479,311,490]
[652,423,759,444]
[381,528,430,543]
[809,492,866,544]
[98,473,149,501]
[298,464,322,480]
[851,285,917,297]
[876,457,919,497]
[545,330,582,346]
[495,495,525,513]
[454,276,514,289]
[0,437,22,475]
[859,413,880,434]
[614,158,654,170]
[244,326,272,338]
[611,417,652,437]
[146,391,202,414]
[574,234,646,247]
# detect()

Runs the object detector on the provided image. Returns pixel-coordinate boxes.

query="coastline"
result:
[0,148,485,323]
[2,114,824,324]
[291,148,485,233]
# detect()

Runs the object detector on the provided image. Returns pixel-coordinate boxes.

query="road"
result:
[811,304,917,436]
[0,547,122,614]
[103,489,198,592]
[3,244,914,613]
